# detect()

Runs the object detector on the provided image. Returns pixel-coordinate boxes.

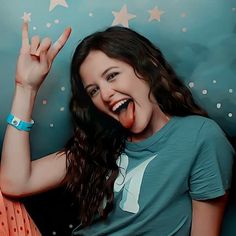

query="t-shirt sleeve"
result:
[189,119,235,200]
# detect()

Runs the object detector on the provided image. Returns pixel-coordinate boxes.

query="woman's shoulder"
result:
[174,115,220,132]
[179,115,234,150]
[173,115,231,145]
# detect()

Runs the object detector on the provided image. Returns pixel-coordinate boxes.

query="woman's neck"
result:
[129,112,170,143]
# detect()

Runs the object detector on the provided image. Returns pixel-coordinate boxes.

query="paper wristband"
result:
[7,114,34,132]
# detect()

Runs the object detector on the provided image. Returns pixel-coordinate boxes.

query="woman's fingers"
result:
[21,22,30,53]
[35,37,51,56]
[39,38,52,67]
[20,23,71,64]
[48,27,72,61]
[30,35,40,55]
[22,22,29,46]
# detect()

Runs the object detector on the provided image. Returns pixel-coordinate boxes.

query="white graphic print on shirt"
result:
[114,153,157,213]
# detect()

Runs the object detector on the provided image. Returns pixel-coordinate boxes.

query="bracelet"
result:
[7,113,34,132]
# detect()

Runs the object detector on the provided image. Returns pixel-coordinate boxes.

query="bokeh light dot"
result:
[213,80,216,84]
[229,88,233,93]
[182,27,187,32]
[54,19,59,24]
[89,12,93,17]
[42,99,47,105]
[33,26,37,30]
[52,231,56,235]
[216,103,221,109]
[228,113,233,118]
[60,107,65,111]
[49,123,54,128]
[61,86,65,91]
[188,82,195,88]
[46,23,51,28]
[69,224,73,228]
[202,89,208,95]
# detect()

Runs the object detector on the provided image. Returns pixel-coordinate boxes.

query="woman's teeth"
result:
[112,99,129,112]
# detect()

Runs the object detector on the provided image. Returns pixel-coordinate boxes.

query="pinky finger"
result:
[20,22,30,53]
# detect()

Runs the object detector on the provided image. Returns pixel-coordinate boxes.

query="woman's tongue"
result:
[118,101,135,129]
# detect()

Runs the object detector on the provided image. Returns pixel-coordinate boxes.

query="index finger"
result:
[48,27,72,61]
[21,22,30,48]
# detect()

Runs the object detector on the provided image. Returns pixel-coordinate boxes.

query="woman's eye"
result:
[89,87,99,97]
[107,72,119,81]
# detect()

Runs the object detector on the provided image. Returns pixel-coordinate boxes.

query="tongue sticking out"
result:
[118,101,135,129]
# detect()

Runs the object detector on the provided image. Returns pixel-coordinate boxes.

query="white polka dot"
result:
[229,88,233,93]
[216,103,221,109]
[228,113,233,117]
[46,23,51,28]
[54,19,59,24]
[212,80,217,84]
[60,107,65,111]
[50,123,54,128]
[33,26,37,30]
[89,12,93,17]
[202,89,208,95]
[188,82,195,88]
[61,86,65,91]
[42,99,47,105]
[181,27,187,32]
[69,224,73,228]
[52,231,57,235]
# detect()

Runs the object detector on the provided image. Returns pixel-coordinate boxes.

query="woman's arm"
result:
[191,194,228,236]
[0,22,71,197]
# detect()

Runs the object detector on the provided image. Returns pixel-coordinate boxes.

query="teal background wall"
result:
[0,0,235,235]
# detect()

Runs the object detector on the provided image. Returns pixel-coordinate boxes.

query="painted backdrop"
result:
[0,0,235,235]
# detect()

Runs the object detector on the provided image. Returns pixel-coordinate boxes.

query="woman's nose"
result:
[100,84,114,101]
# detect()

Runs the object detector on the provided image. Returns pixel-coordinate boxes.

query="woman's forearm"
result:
[0,84,37,195]
[0,22,71,196]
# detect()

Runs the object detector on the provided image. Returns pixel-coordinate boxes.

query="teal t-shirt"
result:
[72,115,235,236]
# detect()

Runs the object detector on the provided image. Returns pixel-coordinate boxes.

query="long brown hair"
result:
[62,26,208,226]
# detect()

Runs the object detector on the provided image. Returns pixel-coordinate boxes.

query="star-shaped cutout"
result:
[112,4,136,28]
[148,6,165,22]
[21,12,31,22]
[49,0,68,12]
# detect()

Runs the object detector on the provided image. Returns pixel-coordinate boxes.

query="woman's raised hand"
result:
[16,22,72,91]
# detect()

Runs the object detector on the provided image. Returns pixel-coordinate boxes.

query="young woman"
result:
[0,22,234,236]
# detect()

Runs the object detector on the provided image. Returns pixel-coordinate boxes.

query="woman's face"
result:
[79,50,169,141]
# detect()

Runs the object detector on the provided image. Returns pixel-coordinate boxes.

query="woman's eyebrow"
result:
[101,66,119,77]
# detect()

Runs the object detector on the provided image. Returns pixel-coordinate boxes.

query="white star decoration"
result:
[112,4,136,28]
[21,12,31,22]
[49,0,68,12]
[148,6,165,22]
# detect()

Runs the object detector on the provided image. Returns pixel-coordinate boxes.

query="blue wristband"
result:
[7,114,34,132]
